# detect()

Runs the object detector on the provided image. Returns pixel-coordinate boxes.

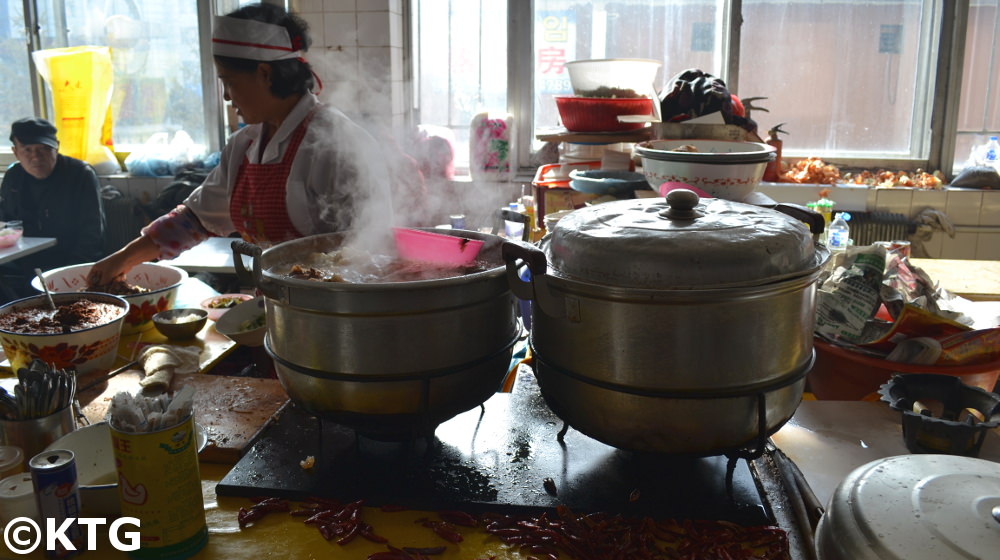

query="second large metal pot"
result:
[233,229,520,439]
[503,190,829,455]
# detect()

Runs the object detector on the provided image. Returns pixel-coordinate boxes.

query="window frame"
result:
[497,0,971,178]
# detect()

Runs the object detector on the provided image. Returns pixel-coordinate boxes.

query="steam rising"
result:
[306,44,520,255]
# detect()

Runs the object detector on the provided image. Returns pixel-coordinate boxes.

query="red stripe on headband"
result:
[212,37,294,52]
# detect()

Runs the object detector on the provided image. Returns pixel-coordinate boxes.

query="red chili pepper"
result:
[437,510,478,527]
[425,521,463,543]
[336,521,361,545]
[360,522,389,544]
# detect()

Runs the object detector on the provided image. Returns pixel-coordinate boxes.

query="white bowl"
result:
[0,292,129,375]
[635,139,777,162]
[639,157,771,202]
[32,262,187,335]
[199,293,253,321]
[214,296,266,347]
[43,422,208,517]
[635,139,776,202]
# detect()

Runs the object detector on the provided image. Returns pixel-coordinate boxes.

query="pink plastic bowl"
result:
[393,228,484,266]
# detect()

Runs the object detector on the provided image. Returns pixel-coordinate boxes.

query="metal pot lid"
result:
[817,454,1000,560]
[545,189,823,288]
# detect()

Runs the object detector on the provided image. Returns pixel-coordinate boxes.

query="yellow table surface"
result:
[0,462,531,559]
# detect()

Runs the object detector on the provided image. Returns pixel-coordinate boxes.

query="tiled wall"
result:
[758,184,1000,260]
[291,0,406,129]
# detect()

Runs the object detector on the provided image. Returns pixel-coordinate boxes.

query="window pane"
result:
[740,1,935,158]
[954,0,1000,169]
[36,1,206,150]
[0,3,38,138]
[533,0,721,138]
[415,0,507,170]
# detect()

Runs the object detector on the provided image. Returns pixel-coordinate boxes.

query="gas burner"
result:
[218,373,774,525]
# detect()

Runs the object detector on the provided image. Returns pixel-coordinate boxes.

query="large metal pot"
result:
[233,229,520,439]
[503,189,829,455]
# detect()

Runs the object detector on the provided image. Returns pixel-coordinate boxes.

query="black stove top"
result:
[217,372,772,526]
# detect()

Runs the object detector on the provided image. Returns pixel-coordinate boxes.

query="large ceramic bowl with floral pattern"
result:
[32,262,187,335]
[0,292,129,375]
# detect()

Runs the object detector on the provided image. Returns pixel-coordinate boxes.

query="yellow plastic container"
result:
[31,46,118,172]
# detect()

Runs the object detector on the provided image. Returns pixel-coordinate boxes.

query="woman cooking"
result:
[88,3,392,286]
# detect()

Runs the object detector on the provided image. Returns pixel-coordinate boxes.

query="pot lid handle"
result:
[659,188,704,220]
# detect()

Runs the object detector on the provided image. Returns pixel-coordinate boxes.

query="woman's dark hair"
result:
[214,3,314,98]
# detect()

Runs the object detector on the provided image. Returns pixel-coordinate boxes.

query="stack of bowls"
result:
[634,139,777,201]
[556,58,662,133]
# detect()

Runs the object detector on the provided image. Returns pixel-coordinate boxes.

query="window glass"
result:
[740,1,935,159]
[533,0,720,139]
[0,3,38,140]
[954,0,1000,169]
[33,1,207,150]
[414,0,507,171]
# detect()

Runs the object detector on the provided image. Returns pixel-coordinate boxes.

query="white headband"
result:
[211,16,303,61]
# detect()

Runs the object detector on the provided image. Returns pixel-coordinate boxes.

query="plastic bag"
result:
[31,46,120,174]
[125,130,202,177]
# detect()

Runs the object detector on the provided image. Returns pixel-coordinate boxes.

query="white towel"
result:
[138,345,202,392]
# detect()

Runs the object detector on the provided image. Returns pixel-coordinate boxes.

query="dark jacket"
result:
[0,154,105,276]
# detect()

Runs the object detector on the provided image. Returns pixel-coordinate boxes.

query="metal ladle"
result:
[34,268,56,311]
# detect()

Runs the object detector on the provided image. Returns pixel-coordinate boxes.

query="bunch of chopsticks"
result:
[0,359,77,420]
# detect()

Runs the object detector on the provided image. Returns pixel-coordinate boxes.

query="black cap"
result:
[10,117,58,150]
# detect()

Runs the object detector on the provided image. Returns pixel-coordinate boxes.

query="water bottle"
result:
[984,136,1000,171]
[827,212,851,251]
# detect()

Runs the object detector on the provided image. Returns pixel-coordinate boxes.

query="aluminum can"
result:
[29,449,82,557]
[449,214,467,230]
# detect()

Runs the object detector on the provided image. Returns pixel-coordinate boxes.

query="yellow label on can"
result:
[111,416,207,559]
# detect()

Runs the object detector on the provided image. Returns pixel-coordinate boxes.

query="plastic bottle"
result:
[983,136,1000,171]
[827,212,851,251]
[504,201,525,240]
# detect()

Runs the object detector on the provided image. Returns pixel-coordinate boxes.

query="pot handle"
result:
[231,239,263,287]
[502,240,564,319]
[770,203,826,237]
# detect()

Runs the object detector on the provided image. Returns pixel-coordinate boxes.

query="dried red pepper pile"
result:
[237,497,790,560]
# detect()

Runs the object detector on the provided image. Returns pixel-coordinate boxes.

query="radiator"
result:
[101,189,150,255]
[838,211,914,246]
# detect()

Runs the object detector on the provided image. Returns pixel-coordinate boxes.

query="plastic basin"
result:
[807,338,1000,400]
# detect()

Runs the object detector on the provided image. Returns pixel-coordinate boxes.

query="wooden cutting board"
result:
[77,371,288,464]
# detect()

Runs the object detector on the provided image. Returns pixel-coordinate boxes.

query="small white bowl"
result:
[199,293,253,321]
[214,296,266,347]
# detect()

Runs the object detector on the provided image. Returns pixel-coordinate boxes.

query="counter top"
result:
[771,399,1000,508]
[910,257,1000,301]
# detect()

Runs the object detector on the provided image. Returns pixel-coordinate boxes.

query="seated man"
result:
[0,117,105,302]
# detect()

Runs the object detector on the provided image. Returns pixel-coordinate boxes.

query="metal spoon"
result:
[34,268,56,311]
